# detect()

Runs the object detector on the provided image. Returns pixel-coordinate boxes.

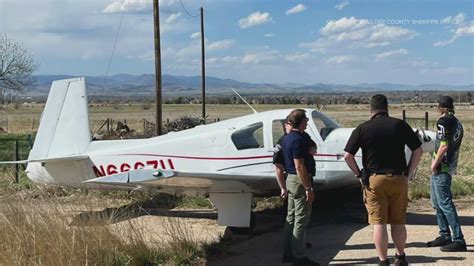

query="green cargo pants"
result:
[282,174,312,258]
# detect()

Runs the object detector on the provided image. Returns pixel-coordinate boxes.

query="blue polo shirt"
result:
[282,130,315,177]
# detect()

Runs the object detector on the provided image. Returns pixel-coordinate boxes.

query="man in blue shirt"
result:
[281,109,318,266]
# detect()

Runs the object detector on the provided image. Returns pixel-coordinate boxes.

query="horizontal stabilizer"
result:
[0,160,28,164]
[0,155,89,165]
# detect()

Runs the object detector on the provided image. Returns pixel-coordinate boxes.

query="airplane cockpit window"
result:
[272,120,286,146]
[312,111,339,141]
[231,122,264,150]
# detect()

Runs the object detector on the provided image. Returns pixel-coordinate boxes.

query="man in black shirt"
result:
[426,95,467,252]
[344,94,423,266]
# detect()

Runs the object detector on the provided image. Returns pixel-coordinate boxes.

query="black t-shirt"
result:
[435,113,463,174]
[344,113,421,174]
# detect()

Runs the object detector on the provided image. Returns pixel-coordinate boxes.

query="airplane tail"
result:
[28,77,91,161]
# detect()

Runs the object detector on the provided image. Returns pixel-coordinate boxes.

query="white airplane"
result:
[3,77,436,233]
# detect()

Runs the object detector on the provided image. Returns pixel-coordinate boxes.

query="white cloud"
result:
[455,23,474,37]
[321,17,370,35]
[242,49,280,64]
[375,48,408,60]
[434,20,474,46]
[367,42,390,48]
[190,32,201,39]
[433,39,454,47]
[301,17,417,52]
[207,39,235,51]
[208,56,240,64]
[326,55,352,64]
[243,54,260,64]
[440,13,466,25]
[286,4,306,15]
[239,12,272,29]
[174,38,234,59]
[369,24,417,43]
[166,12,181,24]
[264,33,275,38]
[102,0,178,14]
[285,53,310,62]
[335,1,349,11]
[103,0,150,13]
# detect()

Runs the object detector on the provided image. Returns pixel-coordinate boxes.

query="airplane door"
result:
[304,122,324,176]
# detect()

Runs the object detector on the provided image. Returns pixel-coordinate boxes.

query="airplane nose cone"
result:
[420,130,436,153]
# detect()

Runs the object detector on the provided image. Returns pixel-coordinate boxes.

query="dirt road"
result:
[209,197,474,265]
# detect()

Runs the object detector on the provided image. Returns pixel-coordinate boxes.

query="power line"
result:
[179,0,200,18]
[105,6,125,78]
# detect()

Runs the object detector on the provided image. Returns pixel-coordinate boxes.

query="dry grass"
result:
[0,193,206,265]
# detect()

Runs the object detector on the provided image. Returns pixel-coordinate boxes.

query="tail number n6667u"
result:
[93,159,175,177]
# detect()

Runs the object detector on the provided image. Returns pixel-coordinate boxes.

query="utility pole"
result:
[153,0,162,135]
[200,7,206,120]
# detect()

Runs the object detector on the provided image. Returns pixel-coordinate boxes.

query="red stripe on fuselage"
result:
[111,153,345,160]
[114,153,273,160]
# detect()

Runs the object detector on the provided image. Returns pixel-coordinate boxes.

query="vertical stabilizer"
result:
[28,77,91,160]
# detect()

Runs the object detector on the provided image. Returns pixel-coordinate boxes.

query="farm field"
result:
[1,102,474,133]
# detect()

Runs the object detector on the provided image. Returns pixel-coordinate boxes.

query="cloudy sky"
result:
[1,0,473,85]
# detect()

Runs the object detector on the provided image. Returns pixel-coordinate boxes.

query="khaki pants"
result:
[282,174,312,258]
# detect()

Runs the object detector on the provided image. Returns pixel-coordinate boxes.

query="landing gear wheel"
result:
[228,212,256,235]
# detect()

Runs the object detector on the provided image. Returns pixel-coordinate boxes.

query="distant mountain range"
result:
[28,74,473,97]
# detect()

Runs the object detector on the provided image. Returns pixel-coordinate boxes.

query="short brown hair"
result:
[287,109,307,128]
[370,94,388,111]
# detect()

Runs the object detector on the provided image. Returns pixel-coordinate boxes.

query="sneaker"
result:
[440,241,467,252]
[378,259,390,266]
[282,255,295,263]
[292,257,320,266]
[426,236,451,247]
[395,253,408,266]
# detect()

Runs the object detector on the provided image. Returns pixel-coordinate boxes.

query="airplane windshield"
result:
[311,111,339,141]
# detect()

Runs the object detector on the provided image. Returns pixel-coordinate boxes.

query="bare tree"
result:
[0,34,37,104]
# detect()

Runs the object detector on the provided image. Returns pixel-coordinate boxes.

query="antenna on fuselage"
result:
[232,88,258,114]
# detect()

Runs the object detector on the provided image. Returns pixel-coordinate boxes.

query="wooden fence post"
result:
[15,140,19,183]
[28,134,33,148]
[425,112,429,130]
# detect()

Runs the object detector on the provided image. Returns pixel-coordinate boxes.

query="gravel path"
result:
[209,197,474,265]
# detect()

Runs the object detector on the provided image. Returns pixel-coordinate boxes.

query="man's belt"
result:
[371,171,407,176]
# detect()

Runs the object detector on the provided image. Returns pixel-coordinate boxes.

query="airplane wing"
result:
[82,168,276,193]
